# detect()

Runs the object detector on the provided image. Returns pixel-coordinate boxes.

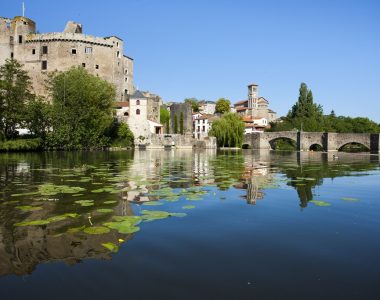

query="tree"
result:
[174,114,178,134]
[0,59,34,139]
[24,97,52,138]
[184,98,199,112]
[112,122,134,147]
[215,98,231,114]
[160,106,170,126]
[209,113,244,147]
[180,112,184,135]
[47,67,115,150]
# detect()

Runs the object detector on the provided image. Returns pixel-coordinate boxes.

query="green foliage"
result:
[0,59,34,139]
[184,98,199,112]
[111,122,134,148]
[47,67,115,150]
[24,97,52,138]
[271,139,297,150]
[160,106,170,126]
[269,83,380,134]
[0,138,42,152]
[209,113,244,147]
[215,98,231,114]
[174,114,178,134]
[180,112,184,135]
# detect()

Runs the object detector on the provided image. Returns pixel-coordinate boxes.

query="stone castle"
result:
[0,16,134,100]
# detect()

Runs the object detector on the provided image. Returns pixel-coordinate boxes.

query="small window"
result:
[124,69,128,75]
[95,64,99,69]
[124,112,129,116]
[136,109,140,115]
[136,100,140,105]
[18,35,22,43]
[117,51,120,58]
[23,21,27,25]
[202,126,205,132]
[32,49,36,55]
[85,47,92,54]
[125,77,128,82]
[11,52,14,59]
[41,61,47,70]
[82,63,86,68]
[71,49,77,54]
[10,36,14,44]
[42,46,48,54]
[117,42,119,47]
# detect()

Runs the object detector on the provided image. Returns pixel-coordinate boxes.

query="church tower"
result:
[248,83,258,116]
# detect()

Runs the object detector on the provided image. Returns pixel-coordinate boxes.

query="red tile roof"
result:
[114,101,129,107]
[234,100,248,106]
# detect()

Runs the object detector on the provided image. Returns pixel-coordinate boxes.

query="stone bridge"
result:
[243,132,380,152]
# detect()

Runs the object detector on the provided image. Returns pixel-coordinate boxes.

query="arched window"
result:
[136,109,140,115]
[136,100,140,105]
[124,112,129,116]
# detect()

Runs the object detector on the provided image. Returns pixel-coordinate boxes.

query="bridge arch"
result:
[269,137,297,150]
[338,142,370,152]
[309,143,324,151]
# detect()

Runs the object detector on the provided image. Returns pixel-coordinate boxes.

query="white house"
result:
[193,114,218,139]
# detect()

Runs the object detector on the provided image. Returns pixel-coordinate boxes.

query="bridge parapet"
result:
[243,132,380,152]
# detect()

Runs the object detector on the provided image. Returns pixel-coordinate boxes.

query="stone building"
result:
[0,16,134,100]
[169,103,193,135]
[234,84,277,122]
[126,91,163,142]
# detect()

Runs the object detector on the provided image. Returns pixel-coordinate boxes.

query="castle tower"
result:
[248,83,258,110]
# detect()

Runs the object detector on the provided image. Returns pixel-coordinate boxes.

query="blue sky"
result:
[1,0,380,121]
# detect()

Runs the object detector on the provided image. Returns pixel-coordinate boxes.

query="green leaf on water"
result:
[67,225,86,233]
[14,219,51,226]
[103,221,140,234]
[102,242,119,253]
[16,205,43,212]
[340,197,359,202]
[104,200,117,204]
[310,200,331,207]
[182,205,195,209]
[140,210,186,222]
[11,192,39,197]
[75,200,94,207]
[97,208,114,213]
[83,226,110,235]
[38,183,86,196]
[142,201,164,206]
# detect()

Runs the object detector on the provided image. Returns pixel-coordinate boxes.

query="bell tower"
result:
[248,83,258,110]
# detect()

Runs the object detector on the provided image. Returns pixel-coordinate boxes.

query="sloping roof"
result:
[236,107,248,111]
[113,101,129,107]
[258,97,269,104]
[234,100,248,106]
[130,90,146,99]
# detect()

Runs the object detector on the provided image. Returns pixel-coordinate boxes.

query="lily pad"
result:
[182,205,195,209]
[39,183,85,196]
[141,210,186,222]
[14,219,51,226]
[104,200,117,204]
[16,205,43,212]
[75,200,94,207]
[67,225,86,233]
[97,208,114,213]
[340,197,359,202]
[102,242,119,253]
[142,201,164,206]
[310,200,331,207]
[83,226,110,235]
[103,221,140,234]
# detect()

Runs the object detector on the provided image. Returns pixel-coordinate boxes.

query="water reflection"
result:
[0,150,379,276]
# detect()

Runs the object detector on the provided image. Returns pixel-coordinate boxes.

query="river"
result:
[0,150,379,299]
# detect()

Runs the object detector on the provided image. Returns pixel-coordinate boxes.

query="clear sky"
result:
[1,0,380,121]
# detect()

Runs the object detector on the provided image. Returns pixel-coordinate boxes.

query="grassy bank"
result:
[0,138,43,152]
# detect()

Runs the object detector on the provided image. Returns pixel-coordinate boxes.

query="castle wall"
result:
[0,16,134,101]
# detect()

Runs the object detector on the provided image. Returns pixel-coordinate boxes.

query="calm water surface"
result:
[0,150,379,300]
